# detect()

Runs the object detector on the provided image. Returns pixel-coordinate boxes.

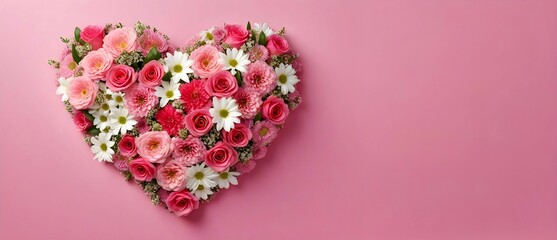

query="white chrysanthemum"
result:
[155,81,181,107]
[219,48,250,75]
[92,110,111,130]
[56,77,73,102]
[253,22,273,37]
[108,92,125,107]
[109,108,137,135]
[209,97,241,132]
[89,101,115,115]
[164,51,194,83]
[275,63,300,95]
[91,133,115,162]
[192,184,213,200]
[199,27,216,43]
[186,163,218,190]
[216,170,240,189]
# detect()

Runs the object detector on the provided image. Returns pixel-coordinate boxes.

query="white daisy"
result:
[186,163,218,190]
[164,51,194,83]
[199,27,216,43]
[56,77,73,102]
[109,108,137,135]
[92,110,111,130]
[253,22,273,37]
[209,97,241,132]
[216,170,240,189]
[90,133,115,162]
[155,81,181,107]
[219,48,250,75]
[192,184,213,200]
[275,63,300,95]
[108,92,125,107]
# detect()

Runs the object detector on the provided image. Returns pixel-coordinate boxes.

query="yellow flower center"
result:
[194,172,204,180]
[118,116,126,125]
[279,74,287,84]
[229,59,238,67]
[68,61,77,70]
[173,64,183,73]
[219,109,229,118]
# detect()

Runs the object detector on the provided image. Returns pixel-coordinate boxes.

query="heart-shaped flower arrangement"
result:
[49,22,302,216]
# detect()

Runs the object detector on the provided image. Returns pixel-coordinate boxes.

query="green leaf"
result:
[74,27,85,45]
[235,71,243,87]
[253,112,262,122]
[144,47,162,64]
[71,44,82,64]
[258,31,267,45]
[162,71,172,81]
[87,127,101,136]
[246,21,251,31]
[82,110,94,122]
[251,30,257,41]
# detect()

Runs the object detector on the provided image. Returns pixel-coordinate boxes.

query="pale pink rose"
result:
[73,111,92,132]
[205,142,239,172]
[261,96,289,124]
[222,123,252,147]
[138,60,164,88]
[166,190,199,216]
[172,136,206,166]
[190,45,222,78]
[156,160,187,191]
[234,160,256,174]
[212,28,226,42]
[243,60,276,95]
[80,49,113,80]
[102,27,138,57]
[185,109,214,137]
[251,120,278,145]
[67,76,98,110]
[135,131,172,163]
[266,34,289,55]
[106,64,137,91]
[118,134,137,158]
[59,53,77,78]
[249,45,269,62]
[251,144,267,160]
[205,70,238,97]
[138,29,168,55]
[129,157,156,181]
[80,25,105,50]
[224,24,249,49]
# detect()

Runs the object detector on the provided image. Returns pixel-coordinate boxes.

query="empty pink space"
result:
[1,0,556,239]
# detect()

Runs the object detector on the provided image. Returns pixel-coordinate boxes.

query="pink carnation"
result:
[102,27,138,57]
[59,53,77,78]
[179,80,211,113]
[172,136,206,166]
[156,160,187,191]
[112,153,130,171]
[135,117,151,134]
[190,45,222,79]
[249,45,269,62]
[234,160,256,174]
[251,121,278,145]
[155,105,185,136]
[232,89,262,119]
[124,84,159,117]
[80,49,113,80]
[251,144,267,160]
[243,60,276,95]
[138,29,168,55]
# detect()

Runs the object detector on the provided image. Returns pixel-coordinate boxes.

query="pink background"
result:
[1,0,557,239]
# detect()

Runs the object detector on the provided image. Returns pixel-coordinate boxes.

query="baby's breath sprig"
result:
[83,135,92,145]
[270,53,299,68]
[64,101,74,114]
[184,41,205,55]
[171,100,185,112]
[48,59,60,69]
[123,171,133,181]
[200,126,220,148]
[115,51,144,68]
[220,43,232,51]
[287,94,302,110]
[178,129,189,139]
[60,37,71,44]
[241,39,256,52]
[235,143,253,163]
[140,180,161,205]
[75,43,92,58]
[277,27,286,37]
[129,128,140,137]
[134,21,149,36]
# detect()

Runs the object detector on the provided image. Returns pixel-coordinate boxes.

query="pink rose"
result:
[102,27,138,57]
[212,28,226,42]
[266,34,290,56]
[166,190,199,217]
[185,109,214,137]
[67,76,98,110]
[190,45,222,79]
[261,96,289,124]
[80,49,113,80]
[135,131,172,163]
[222,123,252,147]
[156,160,187,191]
[80,25,105,50]
[106,64,137,91]
[129,157,156,181]
[138,60,164,88]
[73,111,92,132]
[205,70,238,97]
[138,29,168,55]
[118,134,137,158]
[224,24,249,49]
[205,142,239,172]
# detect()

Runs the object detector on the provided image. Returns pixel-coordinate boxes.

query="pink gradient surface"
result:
[1,0,557,239]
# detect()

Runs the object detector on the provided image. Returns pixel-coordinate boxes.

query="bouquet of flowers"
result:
[49,22,302,216]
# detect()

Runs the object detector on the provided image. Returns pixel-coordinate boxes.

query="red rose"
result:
[106,64,137,91]
[166,190,199,217]
[261,95,289,124]
[222,123,252,147]
[266,34,290,56]
[118,134,137,158]
[80,25,105,50]
[73,111,92,132]
[155,105,185,136]
[223,24,249,49]
[138,60,164,88]
[185,109,213,137]
[204,142,239,172]
[205,70,238,97]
